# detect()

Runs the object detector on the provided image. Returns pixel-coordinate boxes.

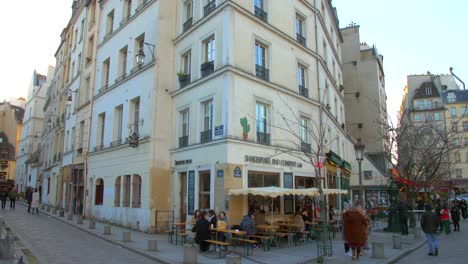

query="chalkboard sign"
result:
[283,172,294,214]
[188,170,195,215]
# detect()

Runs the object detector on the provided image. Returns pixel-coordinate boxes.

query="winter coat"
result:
[194,218,210,243]
[0,190,8,201]
[440,209,450,221]
[208,215,217,229]
[8,189,17,200]
[31,192,40,208]
[240,215,256,236]
[450,207,460,222]
[421,211,440,234]
[397,201,410,218]
[25,189,33,203]
[343,210,367,246]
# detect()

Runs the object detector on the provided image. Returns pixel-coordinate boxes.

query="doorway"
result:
[180,172,187,223]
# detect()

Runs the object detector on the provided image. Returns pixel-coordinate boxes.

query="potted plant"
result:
[177,71,189,82]
[240,117,250,140]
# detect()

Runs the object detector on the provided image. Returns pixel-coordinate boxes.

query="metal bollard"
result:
[225,253,242,264]
[77,216,83,224]
[123,231,131,242]
[183,244,197,264]
[392,234,402,249]
[372,242,385,259]
[89,221,96,230]
[103,225,111,235]
[147,240,158,251]
[66,213,73,221]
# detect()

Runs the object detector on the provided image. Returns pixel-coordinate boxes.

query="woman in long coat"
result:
[31,188,40,215]
[343,205,367,260]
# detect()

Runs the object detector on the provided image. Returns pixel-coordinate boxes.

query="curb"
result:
[386,240,426,264]
[17,202,174,264]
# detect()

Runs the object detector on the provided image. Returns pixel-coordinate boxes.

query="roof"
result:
[442,89,468,104]
[412,81,440,99]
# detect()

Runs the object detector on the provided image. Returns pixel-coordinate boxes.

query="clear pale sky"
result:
[1,0,467,122]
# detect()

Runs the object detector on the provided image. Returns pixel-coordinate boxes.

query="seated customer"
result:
[255,209,266,225]
[195,211,211,252]
[293,211,305,232]
[240,211,257,236]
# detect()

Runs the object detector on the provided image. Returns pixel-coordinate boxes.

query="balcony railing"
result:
[301,142,311,153]
[299,85,309,98]
[178,73,191,88]
[296,33,306,46]
[120,15,131,27]
[115,73,127,84]
[183,17,193,33]
[200,130,212,144]
[122,201,129,208]
[94,144,104,152]
[201,61,214,78]
[255,64,269,81]
[110,138,122,147]
[179,135,188,148]
[254,6,267,22]
[412,103,441,111]
[132,201,141,208]
[99,84,108,94]
[204,1,216,17]
[136,0,151,13]
[257,132,270,145]
[103,30,113,41]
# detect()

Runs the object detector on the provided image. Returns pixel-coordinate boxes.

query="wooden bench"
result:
[248,235,272,251]
[204,240,230,258]
[176,232,189,245]
[163,230,175,243]
[230,237,256,256]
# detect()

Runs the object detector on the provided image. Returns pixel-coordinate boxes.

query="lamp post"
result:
[135,42,155,66]
[354,139,365,206]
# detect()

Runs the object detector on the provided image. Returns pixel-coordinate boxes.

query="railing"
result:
[257,132,270,145]
[94,144,104,152]
[255,64,269,81]
[88,19,96,29]
[110,138,122,147]
[132,201,141,208]
[204,1,216,17]
[183,17,193,32]
[301,142,311,153]
[136,0,151,13]
[201,61,214,78]
[254,6,267,22]
[296,33,306,46]
[299,85,309,98]
[200,130,212,144]
[103,30,113,41]
[122,201,129,208]
[179,74,191,88]
[99,84,108,94]
[120,15,131,26]
[115,73,127,84]
[412,103,441,111]
[179,135,188,148]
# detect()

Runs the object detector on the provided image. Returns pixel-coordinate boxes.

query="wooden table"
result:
[255,225,281,250]
[172,222,187,245]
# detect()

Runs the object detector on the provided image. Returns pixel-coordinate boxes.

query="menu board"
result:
[188,170,195,215]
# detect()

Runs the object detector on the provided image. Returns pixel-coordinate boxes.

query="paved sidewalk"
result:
[18,203,426,264]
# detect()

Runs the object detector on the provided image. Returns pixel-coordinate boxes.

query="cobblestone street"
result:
[397,219,468,264]
[0,205,158,264]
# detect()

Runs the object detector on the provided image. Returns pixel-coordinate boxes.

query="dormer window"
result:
[425,86,432,95]
[447,92,456,103]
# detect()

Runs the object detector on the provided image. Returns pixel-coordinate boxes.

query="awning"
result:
[343,160,352,171]
[327,151,343,166]
[228,186,297,197]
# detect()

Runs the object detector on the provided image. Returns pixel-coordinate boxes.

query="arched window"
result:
[132,174,141,208]
[114,176,121,207]
[95,178,104,205]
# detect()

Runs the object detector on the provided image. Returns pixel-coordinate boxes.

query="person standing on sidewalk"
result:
[25,187,33,213]
[0,188,8,210]
[440,204,451,234]
[31,188,40,215]
[450,201,461,231]
[8,187,17,209]
[398,197,410,235]
[460,199,468,220]
[194,211,210,252]
[421,204,440,256]
[343,205,367,260]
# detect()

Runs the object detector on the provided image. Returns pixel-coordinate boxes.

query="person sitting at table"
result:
[255,209,266,225]
[293,210,305,232]
[208,209,217,229]
[217,211,230,243]
[302,209,312,231]
[195,211,211,252]
[240,211,257,236]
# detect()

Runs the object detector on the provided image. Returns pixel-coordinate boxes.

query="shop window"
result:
[95,178,104,205]
[114,176,121,207]
[132,174,141,208]
[363,170,372,180]
[248,172,279,213]
[198,171,211,211]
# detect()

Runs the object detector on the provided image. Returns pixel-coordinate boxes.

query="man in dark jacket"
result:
[421,204,440,256]
[240,211,256,236]
[25,187,33,213]
[195,211,211,252]
[398,199,410,235]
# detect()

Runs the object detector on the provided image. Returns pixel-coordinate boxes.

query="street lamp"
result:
[354,138,365,206]
[135,42,155,66]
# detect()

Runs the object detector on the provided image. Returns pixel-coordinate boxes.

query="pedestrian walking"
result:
[440,205,451,234]
[421,204,440,256]
[460,199,468,220]
[398,198,410,235]
[25,187,33,213]
[417,198,425,220]
[343,205,367,260]
[194,211,210,252]
[8,187,17,209]
[0,188,8,210]
[31,188,40,215]
[450,202,461,231]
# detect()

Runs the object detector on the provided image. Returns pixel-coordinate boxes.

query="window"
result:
[248,171,280,213]
[97,112,105,149]
[180,109,189,147]
[180,50,191,88]
[447,92,456,103]
[204,36,215,62]
[456,169,462,179]
[183,1,193,32]
[114,176,121,207]
[363,171,372,180]
[322,40,328,64]
[450,107,457,117]
[123,0,132,20]
[434,112,441,121]
[300,117,310,153]
[256,102,269,144]
[425,86,432,95]
[79,19,84,42]
[113,105,123,144]
[427,100,433,109]
[86,36,94,65]
[71,61,75,79]
[123,175,131,207]
[254,0,267,21]
[135,33,145,65]
[88,1,96,26]
[297,64,308,97]
[118,46,128,79]
[77,54,82,74]
[452,122,458,132]
[295,14,306,46]
[455,139,460,146]
[101,58,110,89]
[74,28,78,50]
[425,112,432,121]
[105,10,115,36]
[466,152,468,162]
[456,152,461,162]
[79,121,85,149]
[462,107,468,116]
[130,97,141,136]
[95,178,104,205]
[203,0,216,17]
[198,171,211,210]
[414,113,421,122]
[201,100,213,143]
[464,122,468,131]
[84,77,90,102]
[132,174,141,208]
[255,41,269,81]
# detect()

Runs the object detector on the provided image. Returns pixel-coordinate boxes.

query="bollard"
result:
[59,210,65,217]
[123,231,131,242]
[183,244,197,264]
[392,234,402,249]
[372,242,385,259]
[40,205,45,210]
[147,240,158,251]
[53,208,57,214]
[225,253,242,264]
[104,225,111,235]
[89,221,96,230]
[77,216,83,224]
[46,206,51,212]
[67,213,73,221]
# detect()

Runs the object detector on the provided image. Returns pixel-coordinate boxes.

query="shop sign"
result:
[244,155,303,168]
[175,159,192,166]
[188,170,195,215]
[217,169,224,178]
[215,125,224,136]
[233,167,242,177]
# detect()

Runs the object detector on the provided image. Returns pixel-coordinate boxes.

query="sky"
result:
[0,1,467,122]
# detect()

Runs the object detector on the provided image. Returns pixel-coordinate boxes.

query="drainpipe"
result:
[449,67,465,90]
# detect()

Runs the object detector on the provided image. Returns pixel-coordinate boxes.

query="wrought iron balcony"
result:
[204,1,216,17]
[254,6,267,22]
[136,0,151,13]
[200,130,212,144]
[179,135,188,148]
[296,33,306,46]
[115,73,127,84]
[110,138,122,147]
[257,132,270,145]
[183,17,193,33]
[178,73,191,88]
[299,85,309,98]
[255,64,269,81]
[201,61,214,78]
[301,142,311,153]
[120,15,131,26]
[94,144,104,152]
